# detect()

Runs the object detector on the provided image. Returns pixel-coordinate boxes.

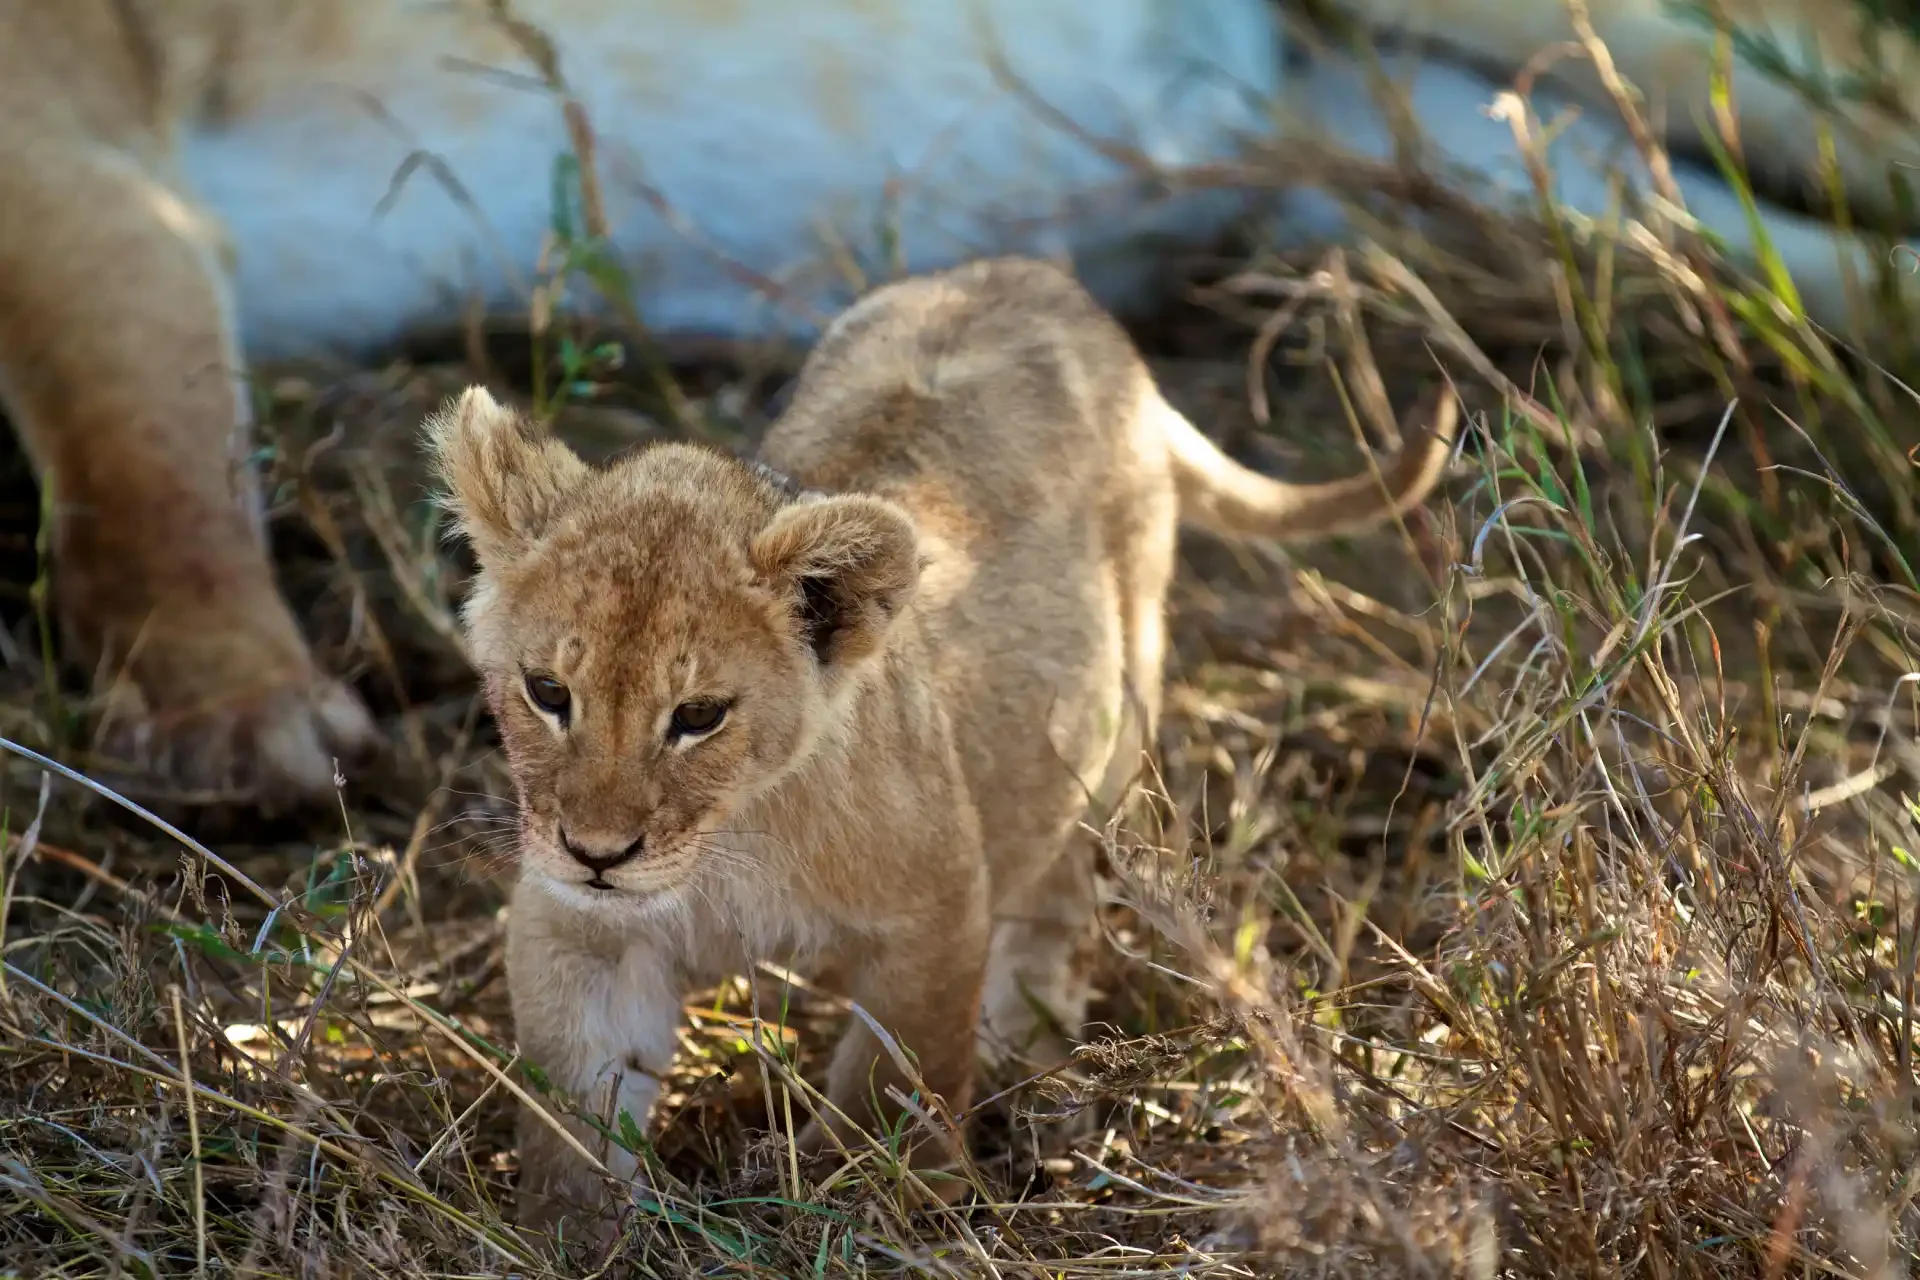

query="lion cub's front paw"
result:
[85,627,376,805]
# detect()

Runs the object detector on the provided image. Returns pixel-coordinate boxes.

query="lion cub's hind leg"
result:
[974,689,1156,1090]
[978,465,1178,1098]
[979,836,1105,1076]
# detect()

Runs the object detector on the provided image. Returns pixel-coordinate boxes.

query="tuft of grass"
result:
[3,15,1920,1279]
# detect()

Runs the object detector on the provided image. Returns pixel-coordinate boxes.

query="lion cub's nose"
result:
[559,826,645,874]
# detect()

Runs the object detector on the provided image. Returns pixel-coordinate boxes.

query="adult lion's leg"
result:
[0,139,372,800]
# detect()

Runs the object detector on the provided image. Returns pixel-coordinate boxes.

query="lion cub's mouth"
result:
[545,858,690,903]
[541,869,658,906]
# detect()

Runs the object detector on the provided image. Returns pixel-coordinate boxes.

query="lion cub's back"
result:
[761,259,1171,856]
[760,258,1175,708]
[764,258,1161,521]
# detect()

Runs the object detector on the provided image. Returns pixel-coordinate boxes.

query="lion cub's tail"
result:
[1163,388,1458,543]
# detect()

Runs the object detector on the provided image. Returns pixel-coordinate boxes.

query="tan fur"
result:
[427,256,1456,1235]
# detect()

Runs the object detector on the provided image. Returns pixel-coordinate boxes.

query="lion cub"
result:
[427,256,1457,1233]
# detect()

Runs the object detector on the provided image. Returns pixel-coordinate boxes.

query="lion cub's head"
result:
[427,388,919,906]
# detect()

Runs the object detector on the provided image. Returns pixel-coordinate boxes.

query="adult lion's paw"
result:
[85,631,377,807]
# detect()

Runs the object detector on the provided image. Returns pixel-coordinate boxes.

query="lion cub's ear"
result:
[749,495,919,671]
[425,386,589,566]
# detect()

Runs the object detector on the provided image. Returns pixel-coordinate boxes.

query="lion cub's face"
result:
[428,389,918,906]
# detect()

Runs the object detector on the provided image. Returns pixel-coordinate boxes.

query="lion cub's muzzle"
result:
[557,826,646,889]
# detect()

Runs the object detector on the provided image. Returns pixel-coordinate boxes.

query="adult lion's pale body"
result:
[0,0,1915,798]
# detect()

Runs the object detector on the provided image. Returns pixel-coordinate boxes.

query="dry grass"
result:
[4,22,1920,1279]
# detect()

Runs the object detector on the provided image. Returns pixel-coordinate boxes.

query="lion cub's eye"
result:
[669,700,728,737]
[525,673,572,720]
